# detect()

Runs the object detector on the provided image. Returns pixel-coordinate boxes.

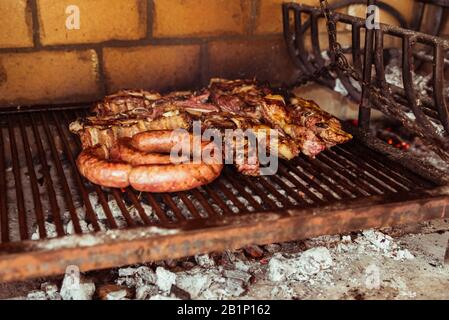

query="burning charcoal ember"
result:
[194,254,215,268]
[135,285,159,300]
[267,247,333,282]
[60,275,95,300]
[155,267,177,293]
[244,245,264,258]
[26,290,47,300]
[97,284,132,300]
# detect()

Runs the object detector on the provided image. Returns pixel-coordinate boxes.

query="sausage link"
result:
[77,145,132,188]
[131,130,194,153]
[116,137,174,165]
[129,162,223,193]
[77,137,223,192]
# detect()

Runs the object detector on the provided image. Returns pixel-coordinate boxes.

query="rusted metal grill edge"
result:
[0,185,447,283]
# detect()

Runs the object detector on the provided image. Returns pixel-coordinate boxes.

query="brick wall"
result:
[0,0,413,107]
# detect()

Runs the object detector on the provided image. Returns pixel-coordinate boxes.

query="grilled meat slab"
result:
[70,78,352,175]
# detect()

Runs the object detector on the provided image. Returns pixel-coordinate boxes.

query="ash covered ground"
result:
[2,218,448,300]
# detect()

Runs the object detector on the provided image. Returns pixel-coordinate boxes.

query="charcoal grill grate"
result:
[0,108,435,244]
[0,107,447,282]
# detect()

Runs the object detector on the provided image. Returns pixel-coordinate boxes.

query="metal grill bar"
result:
[7,116,28,240]
[200,185,233,216]
[50,112,101,232]
[38,112,78,236]
[28,114,64,237]
[17,116,46,239]
[0,127,8,242]
[145,193,171,223]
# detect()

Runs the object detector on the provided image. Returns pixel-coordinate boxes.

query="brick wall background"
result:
[0,0,415,107]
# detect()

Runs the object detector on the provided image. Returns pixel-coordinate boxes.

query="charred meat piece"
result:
[94,89,219,117]
[69,112,192,149]
[92,89,162,116]
[289,96,352,147]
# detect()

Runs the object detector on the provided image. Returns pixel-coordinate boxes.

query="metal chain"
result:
[295,0,364,86]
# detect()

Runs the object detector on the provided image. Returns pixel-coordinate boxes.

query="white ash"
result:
[65,219,90,235]
[149,294,181,300]
[335,229,415,261]
[187,195,209,218]
[267,247,334,283]
[266,193,283,207]
[225,200,240,213]
[26,290,48,300]
[222,269,251,283]
[235,260,251,272]
[334,78,349,96]
[195,254,215,268]
[31,222,58,240]
[105,289,129,300]
[155,267,177,293]
[270,284,295,299]
[41,282,62,300]
[176,268,215,299]
[210,203,224,215]
[60,274,95,300]
[244,187,263,204]
[237,197,255,211]
[321,50,330,61]
[135,285,159,300]
[117,266,156,288]
[358,229,414,260]
[385,65,431,96]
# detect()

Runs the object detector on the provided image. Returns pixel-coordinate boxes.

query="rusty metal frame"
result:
[0,185,448,282]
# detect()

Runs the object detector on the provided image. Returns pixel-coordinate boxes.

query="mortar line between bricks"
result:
[95,48,107,97]
[147,0,154,39]
[248,0,260,35]
[0,34,288,54]
[199,42,209,86]
[28,0,42,49]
